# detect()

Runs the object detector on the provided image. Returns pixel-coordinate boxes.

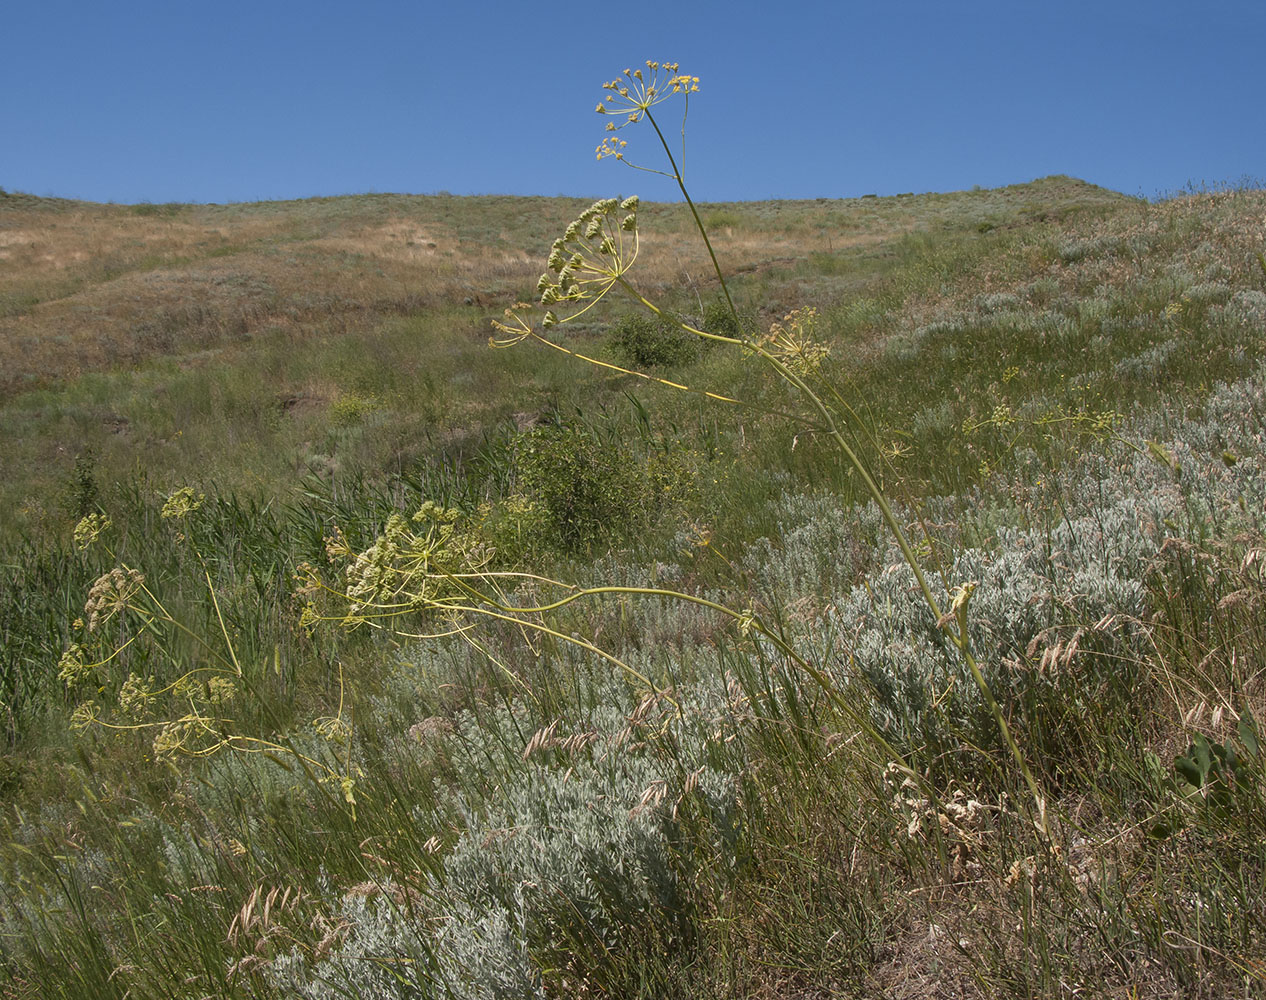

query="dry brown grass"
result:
[0,179,1130,398]
[0,198,806,396]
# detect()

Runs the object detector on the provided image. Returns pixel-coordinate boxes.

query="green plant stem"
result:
[634,117,1051,836]
[645,109,739,323]
[757,304,1049,835]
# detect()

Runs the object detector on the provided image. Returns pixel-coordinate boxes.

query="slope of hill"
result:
[0,177,1128,537]
[2,177,1265,999]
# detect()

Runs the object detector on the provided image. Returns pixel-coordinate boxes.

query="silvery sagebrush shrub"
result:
[820,498,1157,758]
[1182,280,1232,306]
[973,291,1023,315]
[739,488,886,598]
[674,356,1266,769]
[1056,233,1127,263]
[1222,288,1266,331]
[267,674,738,1000]
[827,360,1266,757]
[1112,337,1181,381]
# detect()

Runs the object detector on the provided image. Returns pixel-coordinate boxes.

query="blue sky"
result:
[4,0,1263,204]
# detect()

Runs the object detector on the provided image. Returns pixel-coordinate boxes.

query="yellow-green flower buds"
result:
[315,715,351,743]
[84,567,145,631]
[206,677,237,705]
[57,644,90,687]
[73,513,111,552]
[621,214,637,232]
[118,673,155,720]
[160,487,204,520]
[70,700,99,731]
[595,62,696,160]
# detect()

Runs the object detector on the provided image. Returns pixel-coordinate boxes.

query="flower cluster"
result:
[161,486,205,520]
[596,61,699,137]
[538,197,640,318]
[758,308,831,377]
[57,643,91,687]
[137,672,241,758]
[69,700,99,731]
[73,513,111,552]
[117,672,156,720]
[204,675,238,705]
[492,197,641,345]
[83,567,145,631]
[152,714,216,757]
[340,502,489,625]
[314,715,352,745]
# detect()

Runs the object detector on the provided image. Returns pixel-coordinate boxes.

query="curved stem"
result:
[431,577,916,778]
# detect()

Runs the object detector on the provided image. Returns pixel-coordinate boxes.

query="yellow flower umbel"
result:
[492,196,641,344]
[161,486,205,520]
[597,60,699,132]
[83,567,145,631]
[596,62,699,174]
[73,513,112,552]
[758,308,831,377]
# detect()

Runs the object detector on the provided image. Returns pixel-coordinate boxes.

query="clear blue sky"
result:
[4,0,1263,205]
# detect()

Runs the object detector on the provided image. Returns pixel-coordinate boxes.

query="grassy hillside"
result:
[0,178,1124,536]
[2,174,1265,998]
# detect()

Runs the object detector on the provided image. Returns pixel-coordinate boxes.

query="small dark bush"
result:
[508,423,697,554]
[67,449,101,520]
[130,202,184,217]
[700,300,754,339]
[513,424,653,553]
[611,313,701,369]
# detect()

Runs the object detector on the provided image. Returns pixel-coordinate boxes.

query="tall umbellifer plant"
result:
[304,61,1046,833]
[488,60,1050,832]
[59,490,360,815]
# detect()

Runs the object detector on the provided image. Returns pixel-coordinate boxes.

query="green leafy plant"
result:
[511,421,691,553]
[611,310,701,368]
[1174,712,1261,819]
[67,448,100,520]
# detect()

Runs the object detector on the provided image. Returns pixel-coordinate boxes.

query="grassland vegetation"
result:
[2,65,1266,997]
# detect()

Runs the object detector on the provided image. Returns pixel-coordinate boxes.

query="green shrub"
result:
[508,423,693,555]
[611,312,701,369]
[700,299,754,340]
